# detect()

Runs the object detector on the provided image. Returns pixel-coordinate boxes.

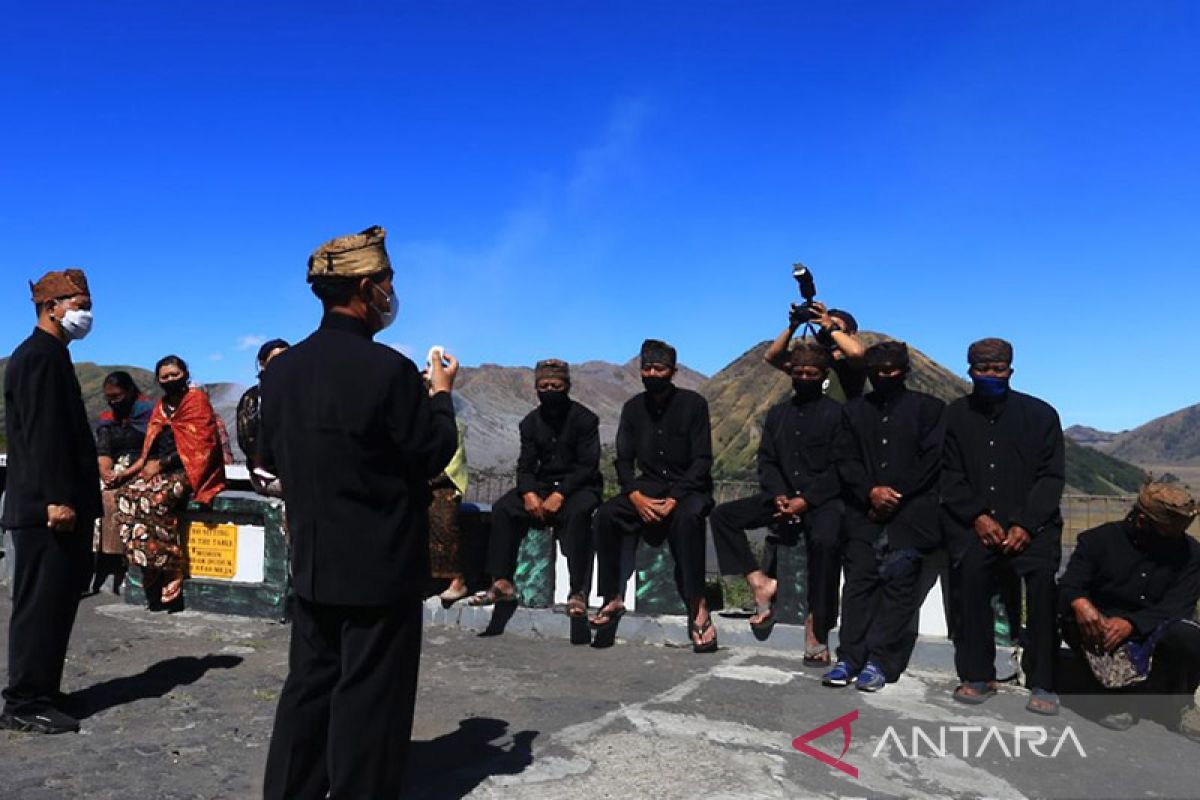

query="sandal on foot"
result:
[467,585,517,607]
[1026,688,1060,716]
[439,586,470,608]
[566,595,588,619]
[803,645,831,667]
[161,575,184,605]
[691,617,718,654]
[749,606,776,635]
[589,604,625,631]
[953,681,998,705]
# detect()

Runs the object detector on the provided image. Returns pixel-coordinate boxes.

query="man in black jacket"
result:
[942,338,1065,715]
[1058,483,1199,737]
[260,226,459,800]
[2,269,101,735]
[823,341,945,692]
[476,358,602,617]
[591,339,717,652]
[711,342,843,661]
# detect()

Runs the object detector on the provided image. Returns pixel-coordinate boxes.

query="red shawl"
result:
[141,388,227,504]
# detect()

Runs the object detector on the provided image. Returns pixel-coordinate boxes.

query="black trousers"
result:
[953,535,1058,691]
[2,524,93,715]
[487,488,600,597]
[593,492,712,601]
[710,493,843,642]
[263,595,423,800]
[836,524,924,681]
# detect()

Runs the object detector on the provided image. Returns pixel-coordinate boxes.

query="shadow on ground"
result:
[69,654,244,719]
[405,717,538,798]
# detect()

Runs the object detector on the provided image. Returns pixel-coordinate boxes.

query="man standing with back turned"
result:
[2,269,100,735]
[260,226,459,799]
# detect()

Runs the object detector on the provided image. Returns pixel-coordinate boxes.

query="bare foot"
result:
[748,575,777,625]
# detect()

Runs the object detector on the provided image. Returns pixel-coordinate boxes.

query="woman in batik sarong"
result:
[115,355,225,611]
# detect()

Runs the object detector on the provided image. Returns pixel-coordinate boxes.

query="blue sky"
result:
[3,2,1198,431]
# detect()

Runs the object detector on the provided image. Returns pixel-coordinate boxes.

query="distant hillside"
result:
[701,334,1146,495]
[455,357,707,469]
[0,357,245,458]
[703,333,969,482]
[1105,403,1200,467]
[1064,425,1122,449]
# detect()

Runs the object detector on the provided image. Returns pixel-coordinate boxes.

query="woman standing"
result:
[114,356,226,611]
[91,371,154,594]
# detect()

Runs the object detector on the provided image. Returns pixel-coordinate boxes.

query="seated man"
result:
[764,300,866,403]
[235,339,290,497]
[823,341,945,692]
[710,342,843,664]
[474,359,602,617]
[591,339,717,652]
[1058,482,1200,738]
[943,337,1066,716]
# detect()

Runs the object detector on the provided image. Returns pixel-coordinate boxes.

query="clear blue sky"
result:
[3,2,1197,431]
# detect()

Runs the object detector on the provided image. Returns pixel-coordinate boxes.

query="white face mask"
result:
[369,283,398,332]
[59,307,94,341]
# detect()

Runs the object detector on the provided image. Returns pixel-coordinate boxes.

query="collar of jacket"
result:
[319,310,373,339]
[32,326,68,350]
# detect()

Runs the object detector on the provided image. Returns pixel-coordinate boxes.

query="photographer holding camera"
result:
[764,264,866,403]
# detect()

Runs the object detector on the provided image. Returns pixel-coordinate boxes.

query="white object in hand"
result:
[426,345,446,371]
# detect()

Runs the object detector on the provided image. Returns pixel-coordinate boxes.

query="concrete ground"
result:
[1,591,1197,799]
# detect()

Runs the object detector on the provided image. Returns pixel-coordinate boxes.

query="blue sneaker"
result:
[855,661,887,692]
[821,661,857,687]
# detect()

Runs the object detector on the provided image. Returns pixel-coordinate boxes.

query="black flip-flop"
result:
[691,617,719,654]
[589,605,626,631]
[953,681,997,705]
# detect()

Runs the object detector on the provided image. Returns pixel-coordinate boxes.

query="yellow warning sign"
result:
[188,522,238,580]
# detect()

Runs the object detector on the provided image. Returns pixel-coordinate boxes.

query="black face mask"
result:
[108,396,134,418]
[870,373,906,396]
[791,378,824,401]
[159,377,188,398]
[537,390,570,412]
[642,376,672,395]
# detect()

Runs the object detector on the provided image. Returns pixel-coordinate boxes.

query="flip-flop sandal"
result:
[566,596,588,618]
[439,586,470,608]
[953,681,998,705]
[467,585,518,607]
[803,645,831,667]
[691,617,719,654]
[749,605,776,634]
[589,605,626,631]
[1026,689,1060,716]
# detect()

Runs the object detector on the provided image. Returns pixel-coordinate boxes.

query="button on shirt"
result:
[836,387,945,547]
[615,387,713,499]
[514,401,603,496]
[757,394,842,506]
[1058,520,1200,637]
[941,391,1065,544]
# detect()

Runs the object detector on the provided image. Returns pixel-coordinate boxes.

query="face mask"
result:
[369,283,398,332]
[538,390,570,411]
[159,377,188,397]
[870,373,906,396]
[59,307,94,341]
[642,375,672,395]
[972,374,1010,401]
[109,396,134,418]
[792,378,824,401]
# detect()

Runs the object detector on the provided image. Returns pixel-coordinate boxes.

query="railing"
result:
[465,470,1195,543]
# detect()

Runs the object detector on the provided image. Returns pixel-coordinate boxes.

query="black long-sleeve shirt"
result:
[1058,520,1200,638]
[615,386,713,499]
[515,401,602,496]
[941,391,1065,546]
[836,387,945,547]
[1,329,101,528]
[757,394,842,507]
[260,312,457,605]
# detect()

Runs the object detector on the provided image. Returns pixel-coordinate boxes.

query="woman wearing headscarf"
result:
[114,355,226,610]
[91,370,154,593]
